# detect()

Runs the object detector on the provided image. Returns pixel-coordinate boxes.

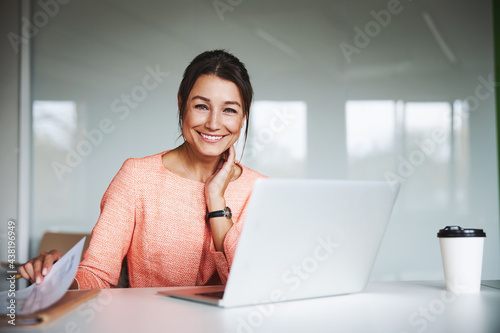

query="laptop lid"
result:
[220,178,399,307]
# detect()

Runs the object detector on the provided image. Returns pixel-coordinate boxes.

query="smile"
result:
[199,132,225,142]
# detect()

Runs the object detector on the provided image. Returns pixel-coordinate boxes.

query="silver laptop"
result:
[159,178,400,307]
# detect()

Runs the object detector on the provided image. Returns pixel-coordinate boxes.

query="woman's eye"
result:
[224,108,237,114]
[195,104,208,110]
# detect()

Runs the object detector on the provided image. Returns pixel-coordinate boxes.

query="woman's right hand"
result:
[18,250,62,285]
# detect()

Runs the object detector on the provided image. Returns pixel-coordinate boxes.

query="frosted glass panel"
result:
[33,101,77,150]
[30,0,498,281]
[346,100,396,179]
[240,101,307,178]
[403,102,453,210]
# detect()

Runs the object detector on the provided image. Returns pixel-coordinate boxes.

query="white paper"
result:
[1,237,85,315]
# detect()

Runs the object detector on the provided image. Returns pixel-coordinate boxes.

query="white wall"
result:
[22,0,500,281]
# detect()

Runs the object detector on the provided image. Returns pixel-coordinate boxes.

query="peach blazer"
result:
[74,152,266,289]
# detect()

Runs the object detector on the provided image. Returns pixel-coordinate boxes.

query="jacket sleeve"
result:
[208,196,252,284]
[74,159,136,289]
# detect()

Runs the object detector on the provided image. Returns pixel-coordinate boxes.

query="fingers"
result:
[218,156,235,182]
[212,147,235,178]
[33,257,44,284]
[226,146,236,164]
[41,250,62,278]
[18,250,62,285]
[205,146,237,204]
[219,146,235,162]
[18,262,34,283]
[219,147,236,173]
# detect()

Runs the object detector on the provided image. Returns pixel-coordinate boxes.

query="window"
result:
[238,101,307,178]
[346,100,469,212]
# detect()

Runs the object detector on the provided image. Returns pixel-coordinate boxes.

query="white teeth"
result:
[200,133,223,140]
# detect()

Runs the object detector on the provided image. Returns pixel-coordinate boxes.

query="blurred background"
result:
[1,0,499,284]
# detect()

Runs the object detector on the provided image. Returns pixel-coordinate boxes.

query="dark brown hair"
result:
[177,49,253,150]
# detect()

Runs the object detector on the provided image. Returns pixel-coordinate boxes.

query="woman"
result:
[19,50,266,289]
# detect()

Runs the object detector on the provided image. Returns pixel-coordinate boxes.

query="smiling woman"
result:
[19,50,267,289]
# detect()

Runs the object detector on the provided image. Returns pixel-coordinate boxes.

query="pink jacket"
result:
[75,152,265,289]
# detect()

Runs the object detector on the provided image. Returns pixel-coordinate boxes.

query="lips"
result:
[199,132,225,142]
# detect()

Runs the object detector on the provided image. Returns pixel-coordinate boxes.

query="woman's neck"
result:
[177,143,221,183]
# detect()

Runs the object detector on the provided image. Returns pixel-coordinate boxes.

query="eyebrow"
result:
[191,95,241,107]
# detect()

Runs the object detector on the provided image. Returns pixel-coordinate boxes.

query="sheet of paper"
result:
[1,237,85,315]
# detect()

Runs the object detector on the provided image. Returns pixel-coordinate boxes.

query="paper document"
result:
[1,237,85,315]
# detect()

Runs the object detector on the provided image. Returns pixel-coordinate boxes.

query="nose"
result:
[205,110,222,131]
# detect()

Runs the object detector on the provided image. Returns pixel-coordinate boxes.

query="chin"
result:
[193,144,227,157]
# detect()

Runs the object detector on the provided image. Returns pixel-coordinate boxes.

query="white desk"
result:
[15,281,500,333]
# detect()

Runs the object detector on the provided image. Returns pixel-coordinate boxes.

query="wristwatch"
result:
[207,206,232,220]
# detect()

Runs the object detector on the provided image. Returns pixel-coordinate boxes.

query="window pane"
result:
[239,101,307,178]
[403,102,452,210]
[346,100,396,179]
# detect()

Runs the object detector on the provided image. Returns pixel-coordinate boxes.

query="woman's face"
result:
[181,74,245,159]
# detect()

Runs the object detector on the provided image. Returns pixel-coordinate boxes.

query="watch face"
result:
[224,207,232,219]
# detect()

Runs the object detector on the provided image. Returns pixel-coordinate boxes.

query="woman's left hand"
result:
[205,145,237,211]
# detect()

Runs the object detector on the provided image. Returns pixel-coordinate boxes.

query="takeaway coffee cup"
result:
[437,226,486,293]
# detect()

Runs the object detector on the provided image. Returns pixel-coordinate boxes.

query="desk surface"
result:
[14,281,500,333]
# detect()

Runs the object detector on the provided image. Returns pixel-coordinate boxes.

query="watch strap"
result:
[207,206,232,219]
